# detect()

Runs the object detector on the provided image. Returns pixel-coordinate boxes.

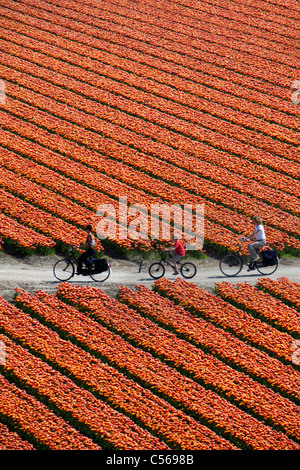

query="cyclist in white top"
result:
[240,215,266,271]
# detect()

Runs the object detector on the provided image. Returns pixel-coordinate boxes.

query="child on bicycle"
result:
[77,224,97,274]
[163,235,185,275]
[240,215,266,271]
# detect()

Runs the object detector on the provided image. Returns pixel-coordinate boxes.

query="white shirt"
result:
[255,224,266,241]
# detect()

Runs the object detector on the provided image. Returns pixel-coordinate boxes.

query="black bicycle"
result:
[53,246,111,282]
[219,241,279,277]
[148,247,197,279]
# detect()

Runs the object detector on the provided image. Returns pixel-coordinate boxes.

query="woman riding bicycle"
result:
[240,215,266,271]
[163,235,185,275]
[77,224,97,275]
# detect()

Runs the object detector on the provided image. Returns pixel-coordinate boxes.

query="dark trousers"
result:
[77,248,95,273]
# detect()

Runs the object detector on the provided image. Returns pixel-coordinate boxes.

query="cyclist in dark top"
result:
[77,224,96,274]
[164,235,185,275]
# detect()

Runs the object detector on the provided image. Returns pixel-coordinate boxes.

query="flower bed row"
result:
[5,0,299,92]
[0,163,111,251]
[216,281,300,338]
[2,68,300,241]
[3,10,300,147]
[0,332,169,450]
[91,0,299,48]
[7,291,236,450]
[1,2,299,258]
[0,187,88,249]
[2,32,299,165]
[2,20,300,173]
[68,0,300,68]
[0,149,192,253]
[117,284,300,403]
[257,277,300,310]
[0,373,100,450]
[16,0,299,68]
[0,421,35,450]
[1,104,300,254]
[1,30,299,170]
[3,61,300,214]
[0,121,247,253]
[153,278,297,365]
[0,212,55,255]
[53,283,300,441]
[0,132,280,256]
[11,286,299,449]
[3,1,300,146]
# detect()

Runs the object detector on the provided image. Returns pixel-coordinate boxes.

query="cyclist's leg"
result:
[77,250,90,273]
[77,253,84,274]
[167,249,176,269]
[172,254,182,274]
[247,241,265,270]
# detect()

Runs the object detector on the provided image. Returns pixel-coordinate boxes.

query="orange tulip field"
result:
[0,0,299,453]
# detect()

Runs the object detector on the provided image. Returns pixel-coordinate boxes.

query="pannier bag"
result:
[92,258,109,273]
[261,249,278,266]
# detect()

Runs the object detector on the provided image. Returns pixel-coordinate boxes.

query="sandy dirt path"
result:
[0,252,299,302]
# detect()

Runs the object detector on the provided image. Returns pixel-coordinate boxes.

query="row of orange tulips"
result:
[92,0,299,49]
[3,0,300,145]
[1,105,299,253]
[153,278,297,366]
[0,422,35,450]
[12,289,235,450]
[84,0,300,66]
[0,187,88,249]
[17,284,299,450]
[216,281,300,338]
[54,282,300,442]
[2,59,299,234]
[1,7,297,255]
[3,281,300,449]
[257,277,300,310]
[0,212,55,254]
[1,29,299,173]
[12,0,299,65]
[2,13,299,164]
[2,10,299,146]
[0,149,170,253]
[1,26,298,164]
[0,373,99,450]
[0,165,99,229]
[4,0,299,97]
[117,284,300,403]
[0,123,248,253]
[0,295,172,450]
[0,331,167,450]
[1,11,296,143]
[2,59,300,216]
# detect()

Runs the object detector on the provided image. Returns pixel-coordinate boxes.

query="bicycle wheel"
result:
[180,262,197,279]
[149,262,165,279]
[53,259,75,281]
[256,258,278,276]
[88,260,111,282]
[219,254,243,277]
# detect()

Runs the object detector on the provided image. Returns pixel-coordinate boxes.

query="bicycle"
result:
[53,245,111,282]
[219,240,279,277]
[148,246,197,279]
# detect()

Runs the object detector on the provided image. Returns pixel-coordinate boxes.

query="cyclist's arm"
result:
[241,230,256,242]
